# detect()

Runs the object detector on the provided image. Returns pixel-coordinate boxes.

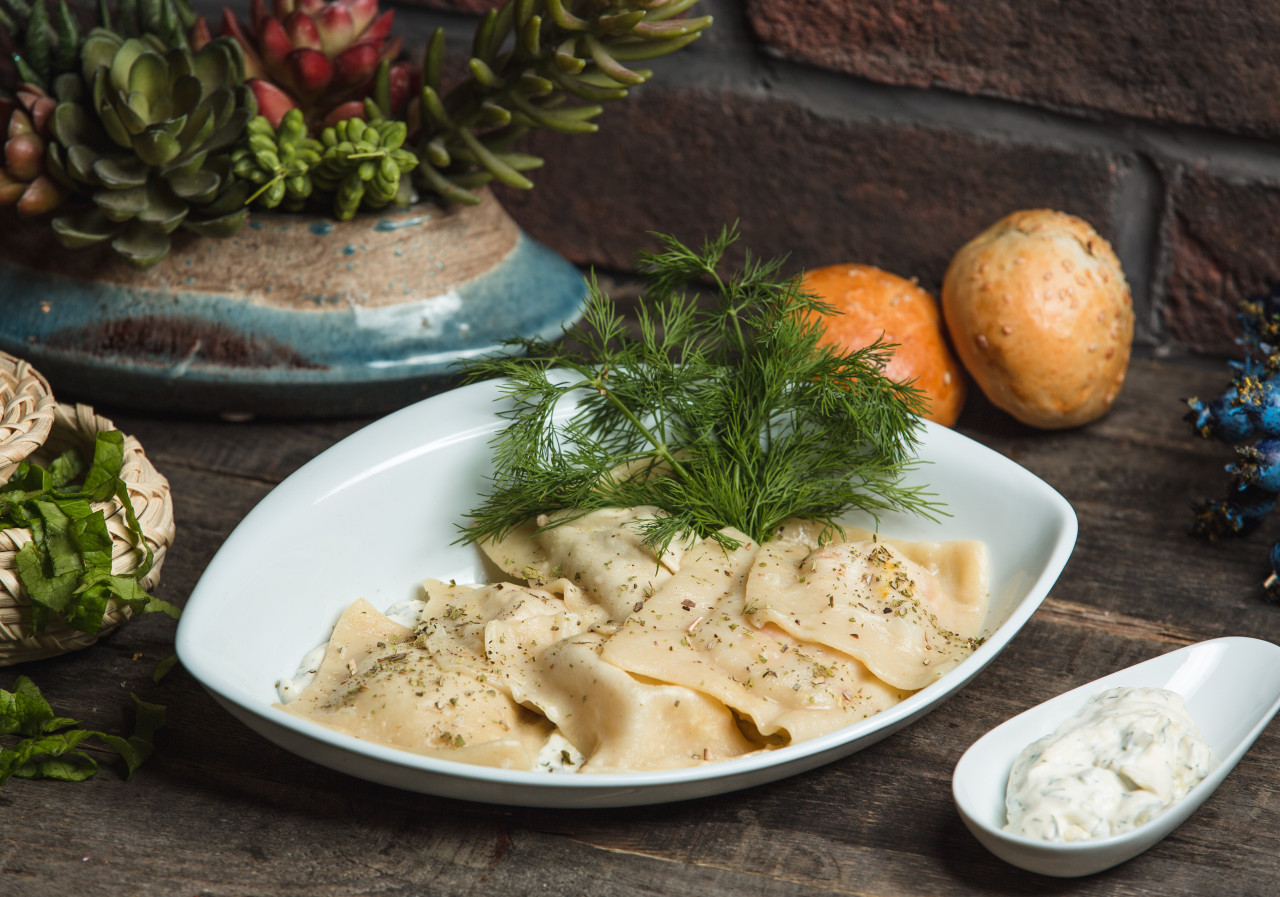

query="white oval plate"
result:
[952,636,1280,877]
[176,377,1077,807]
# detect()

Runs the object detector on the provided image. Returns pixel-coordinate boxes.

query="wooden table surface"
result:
[5,353,1280,897]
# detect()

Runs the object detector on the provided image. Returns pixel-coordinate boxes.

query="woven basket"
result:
[0,353,56,483]
[0,402,175,665]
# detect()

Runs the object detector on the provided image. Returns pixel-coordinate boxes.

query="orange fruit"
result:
[802,264,967,427]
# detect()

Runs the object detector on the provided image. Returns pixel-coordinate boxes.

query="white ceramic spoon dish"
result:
[952,636,1280,877]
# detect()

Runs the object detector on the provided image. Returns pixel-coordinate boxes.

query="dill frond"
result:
[458,226,937,555]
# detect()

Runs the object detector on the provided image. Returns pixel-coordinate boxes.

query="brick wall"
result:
[385,0,1280,356]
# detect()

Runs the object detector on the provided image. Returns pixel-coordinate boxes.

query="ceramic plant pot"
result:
[0,189,587,417]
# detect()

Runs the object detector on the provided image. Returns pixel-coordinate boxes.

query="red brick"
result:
[747,0,1280,138]
[393,0,502,13]
[1160,169,1280,355]
[495,87,1128,295]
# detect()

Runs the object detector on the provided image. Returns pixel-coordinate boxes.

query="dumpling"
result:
[745,527,988,690]
[601,529,911,744]
[478,506,695,627]
[277,598,551,768]
[490,631,758,773]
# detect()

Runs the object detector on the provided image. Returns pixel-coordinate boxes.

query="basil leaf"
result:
[72,510,114,577]
[24,750,98,782]
[97,695,166,777]
[15,541,81,616]
[33,499,84,578]
[0,675,57,736]
[81,429,125,503]
[47,449,85,489]
[0,678,166,786]
[2,429,173,635]
[152,654,178,682]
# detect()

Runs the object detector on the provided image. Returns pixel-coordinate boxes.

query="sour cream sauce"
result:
[1004,686,1213,842]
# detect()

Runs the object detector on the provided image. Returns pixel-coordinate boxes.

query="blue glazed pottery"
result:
[0,190,587,417]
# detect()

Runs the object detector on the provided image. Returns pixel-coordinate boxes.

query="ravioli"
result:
[478,506,694,627]
[600,530,911,743]
[280,509,989,773]
[278,598,551,768]
[745,526,988,690]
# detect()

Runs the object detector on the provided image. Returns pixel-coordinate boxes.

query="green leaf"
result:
[152,654,178,683]
[169,73,203,117]
[457,128,533,189]
[15,540,82,615]
[23,748,98,782]
[0,678,167,786]
[92,154,150,187]
[421,27,445,91]
[99,102,138,149]
[22,0,52,85]
[0,676,56,737]
[48,450,86,489]
[33,498,86,577]
[114,98,149,137]
[192,39,234,94]
[52,71,84,103]
[109,38,152,93]
[2,426,170,634]
[111,219,170,267]
[127,51,168,106]
[52,0,80,75]
[51,101,103,150]
[51,207,117,247]
[81,29,123,80]
[588,35,650,85]
[2,732,96,783]
[72,510,114,576]
[181,203,246,237]
[81,430,123,500]
[95,183,149,221]
[131,127,183,166]
[165,168,218,203]
[62,582,109,633]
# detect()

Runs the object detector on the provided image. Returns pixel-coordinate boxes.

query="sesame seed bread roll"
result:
[941,209,1134,429]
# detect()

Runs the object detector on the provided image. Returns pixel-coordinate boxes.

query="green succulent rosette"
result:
[312,114,416,221]
[45,30,256,267]
[231,108,322,211]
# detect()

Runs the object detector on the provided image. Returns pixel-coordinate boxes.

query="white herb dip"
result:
[1004,686,1212,842]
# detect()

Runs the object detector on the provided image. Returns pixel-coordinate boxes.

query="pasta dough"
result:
[278,598,551,768]
[278,509,989,773]
[601,530,912,744]
[747,523,986,690]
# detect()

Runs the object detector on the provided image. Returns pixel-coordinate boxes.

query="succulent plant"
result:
[0,83,67,214]
[0,0,711,260]
[45,31,257,266]
[413,0,711,205]
[231,106,322,209]
[193,0,416,133]
[0,0,81,91]
[311,107,415,219]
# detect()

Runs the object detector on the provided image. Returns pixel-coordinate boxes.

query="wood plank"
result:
[2,354,1279,896]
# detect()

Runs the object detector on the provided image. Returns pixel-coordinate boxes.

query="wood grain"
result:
[2,353,1279,897]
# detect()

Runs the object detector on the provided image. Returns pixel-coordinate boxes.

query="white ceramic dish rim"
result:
[951,636,1280,875]
[177,377,1079,806]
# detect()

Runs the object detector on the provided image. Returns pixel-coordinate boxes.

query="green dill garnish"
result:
[459,227,937,556]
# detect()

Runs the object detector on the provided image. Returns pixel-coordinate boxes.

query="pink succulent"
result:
[0,85,67,216]
[193,0,417,132]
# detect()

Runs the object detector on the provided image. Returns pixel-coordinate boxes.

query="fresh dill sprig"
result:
[459,226,937,555]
